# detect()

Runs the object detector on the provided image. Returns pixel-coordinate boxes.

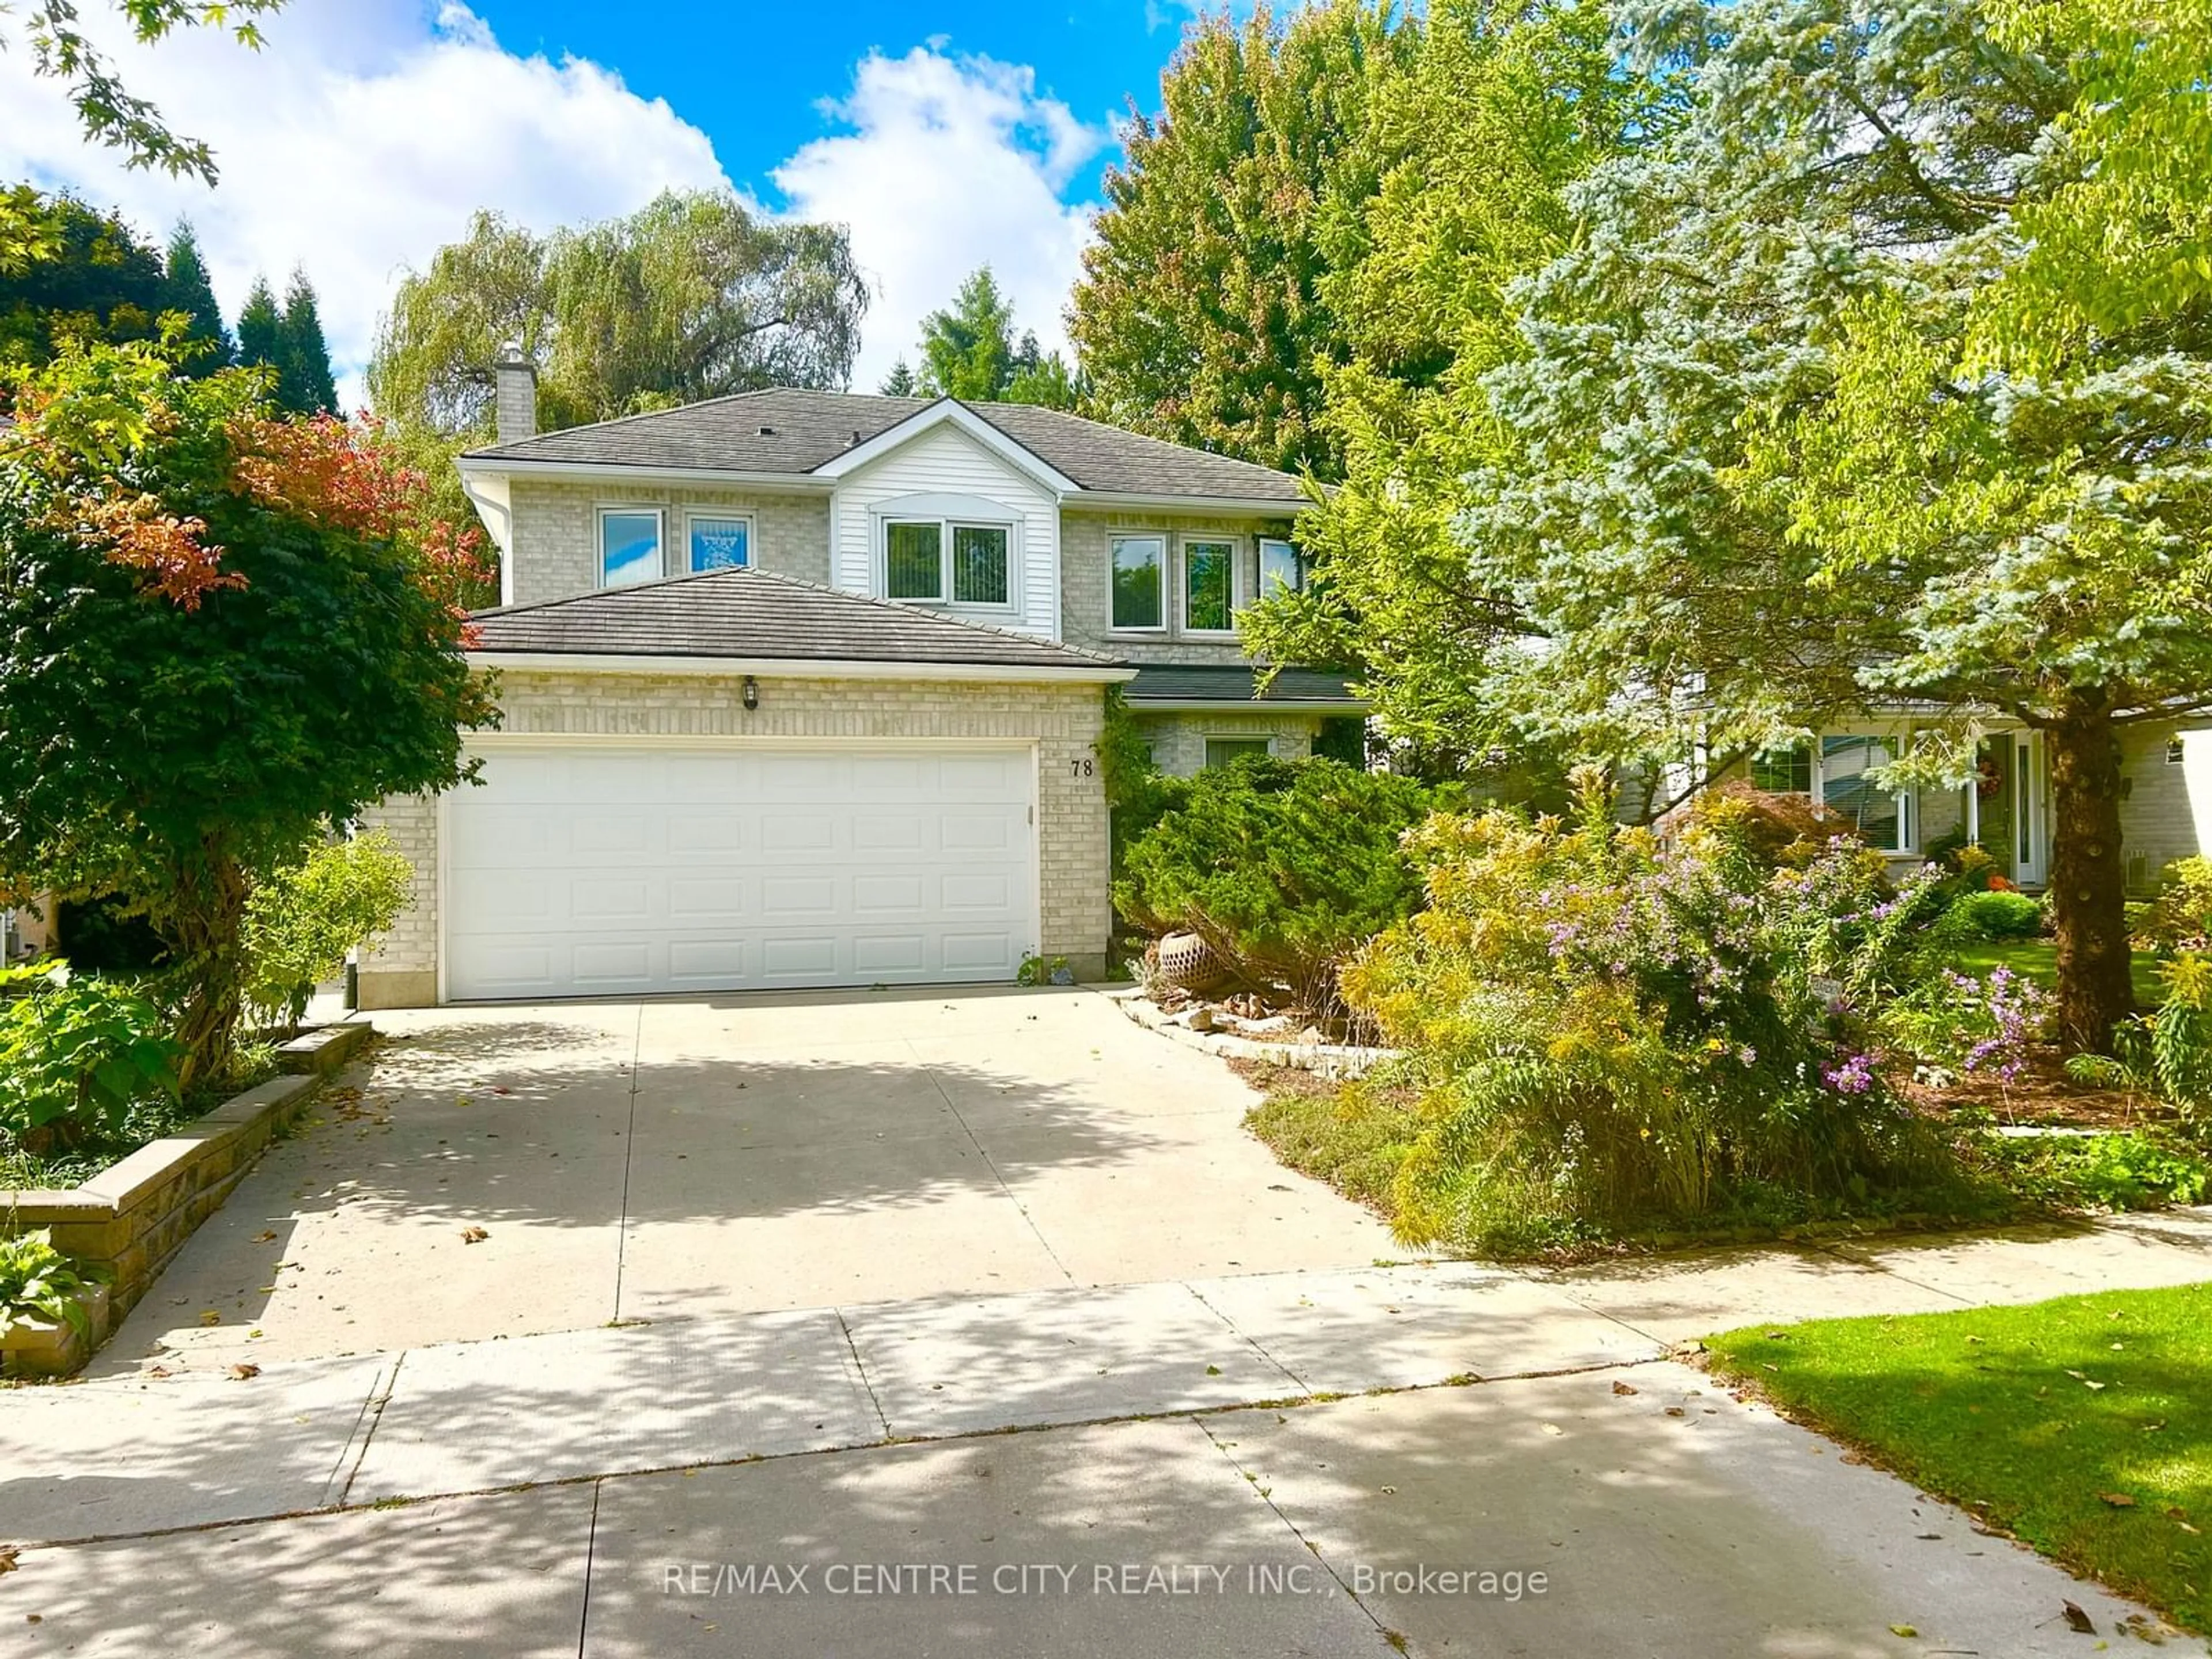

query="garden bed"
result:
[1705,1285,2211,1639]
[0,1018,373,1364]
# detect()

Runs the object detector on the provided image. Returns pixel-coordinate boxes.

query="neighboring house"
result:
[1713,719,2212,895]
[355,354,1363,1007]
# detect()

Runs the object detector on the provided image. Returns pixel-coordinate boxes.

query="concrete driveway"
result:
[96,986,1399,1372]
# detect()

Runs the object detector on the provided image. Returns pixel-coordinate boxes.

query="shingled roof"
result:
[469,566,1127,674]
[461,388,1307,506]
[1123,664,1366,707]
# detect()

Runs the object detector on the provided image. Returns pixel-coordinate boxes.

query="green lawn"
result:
[1948,937,2165,1007]
[1707,1284,2212,1634]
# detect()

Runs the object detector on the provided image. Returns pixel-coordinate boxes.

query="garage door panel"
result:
[666,815,745,855]
[666,878,747,922]
[853,874,924,914]
[445,743,1037,1001]
[941,813,1015,851]
[668,938,748,981]
[853,934,927,973]
[942,932,1019,972]
[941,872,1013,913]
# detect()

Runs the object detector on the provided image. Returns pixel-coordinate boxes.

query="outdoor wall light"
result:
[742,675,760,711]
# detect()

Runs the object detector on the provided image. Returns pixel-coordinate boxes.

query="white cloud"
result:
[0,9,1111,407]
[773,48,1109,392]
[0,0,730,408]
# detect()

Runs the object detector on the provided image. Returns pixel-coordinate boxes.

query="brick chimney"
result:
[493,342,536,445]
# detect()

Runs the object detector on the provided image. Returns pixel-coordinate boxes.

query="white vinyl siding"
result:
[830,423,1058,638]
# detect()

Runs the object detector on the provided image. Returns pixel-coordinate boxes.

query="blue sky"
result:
[468,0,1173,203]
[0,0,1203,400]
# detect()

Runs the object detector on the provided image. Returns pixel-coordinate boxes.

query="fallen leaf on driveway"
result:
[2061,1601,2096,1634]
[1540,1422,1565,1436]
[252,1230,278,1244]
[460,1226,489,1244]
[228,1364,260,1381]
[0,1546,17,1574]
[198,1310,221,1326]
[1888,1624,1917,1638]
[2099,1492,2136,1509]
[1611,1381,1639,1396]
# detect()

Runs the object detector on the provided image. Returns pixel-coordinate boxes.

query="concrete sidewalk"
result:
[3,1209,2206,1533]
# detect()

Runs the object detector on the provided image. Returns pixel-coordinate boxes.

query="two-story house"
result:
[355,354,1363,1008]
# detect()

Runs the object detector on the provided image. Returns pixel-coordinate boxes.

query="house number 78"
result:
[1069,757,1095,777]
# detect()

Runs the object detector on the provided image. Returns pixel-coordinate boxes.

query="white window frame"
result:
[682,509,756,574]
[1109,532,1169,634]
[879,510,1018,613]
[597,505,666,589]
[1814,732,1916,855]
[1257,536,1304,600]
[1180,533,1243,637]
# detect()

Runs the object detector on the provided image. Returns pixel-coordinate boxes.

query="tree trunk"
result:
[2045,700,2134,1054]
[167,844,250,1098]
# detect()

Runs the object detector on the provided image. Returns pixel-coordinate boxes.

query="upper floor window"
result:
[1184,539,1237,633]
[687,513,751,571]
[599,508,663,588]
[885,518,1012,608]
[1112,535,1165,630]
[1257,537,1304,598]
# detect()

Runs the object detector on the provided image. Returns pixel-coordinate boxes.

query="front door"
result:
[2012,731,2050,888]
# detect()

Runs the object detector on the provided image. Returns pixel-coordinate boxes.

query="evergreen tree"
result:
[161,221,231,375]
[277,268,338,414]
[880,359,917,397]
[917,267,1017,402]
[234,275,282,385]
[0,189,167,366]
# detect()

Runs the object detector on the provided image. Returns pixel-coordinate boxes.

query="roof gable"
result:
[458,387,1307,507]
[813,399,1078,494]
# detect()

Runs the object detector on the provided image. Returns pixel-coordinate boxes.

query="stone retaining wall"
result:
[0,1021,372,1328]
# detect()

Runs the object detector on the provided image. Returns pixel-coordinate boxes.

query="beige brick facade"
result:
[1131,711,1320,778]
[1059,508,1298,664]
[357,669,1111,1007]
[508,480,833,605]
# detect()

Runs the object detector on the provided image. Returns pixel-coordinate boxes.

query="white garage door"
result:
[443,744,1037,1001]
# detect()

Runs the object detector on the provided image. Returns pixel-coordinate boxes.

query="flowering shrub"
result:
[1877,965,2052,1088]
[2065,951,2212,1120]
[1345,773,1952,1251]
[2135,857,2212,952]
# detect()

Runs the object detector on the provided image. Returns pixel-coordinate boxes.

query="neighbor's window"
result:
[687,514,751,571]
[1184,539,1236,632]
[1112,535,1165,630]
[1819,734,1912,852]
[1205,737,1271,769]
[952,524,1009,605]
[1750,743,1812,794]
[886,521,944,601]
[1257,537,1304,597]
[2169,736,2188,766]
[599,509,662,588]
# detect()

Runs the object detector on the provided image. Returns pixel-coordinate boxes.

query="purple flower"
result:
[1824,1052,1875,1094]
